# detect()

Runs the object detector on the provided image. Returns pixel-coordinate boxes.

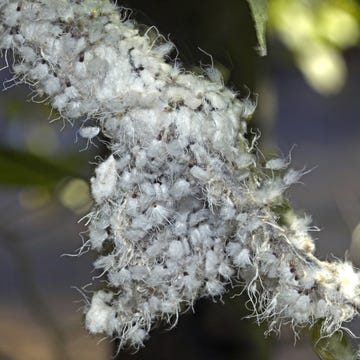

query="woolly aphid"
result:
[1,0,360,351]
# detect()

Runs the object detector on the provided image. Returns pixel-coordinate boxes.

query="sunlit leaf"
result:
[247,0,268,56]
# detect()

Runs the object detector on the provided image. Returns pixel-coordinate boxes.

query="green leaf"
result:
[0,146,85,187]
[311,321,357,360]
[247,0,268,56]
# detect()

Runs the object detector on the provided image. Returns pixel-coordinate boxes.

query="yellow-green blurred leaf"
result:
[268,0,360,94]
[58,178,92,214]
[247,0,268,56]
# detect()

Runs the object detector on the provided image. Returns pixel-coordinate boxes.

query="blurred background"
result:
[0,0,360,359]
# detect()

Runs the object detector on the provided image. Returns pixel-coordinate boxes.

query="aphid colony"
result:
[1,0,360,350]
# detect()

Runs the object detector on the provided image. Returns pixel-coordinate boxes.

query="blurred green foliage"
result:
[0,91,92,213]
[268,0,360,94]
[0,147,84,187]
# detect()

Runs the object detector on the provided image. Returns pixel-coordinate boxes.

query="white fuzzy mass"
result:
[1,0,360,350]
